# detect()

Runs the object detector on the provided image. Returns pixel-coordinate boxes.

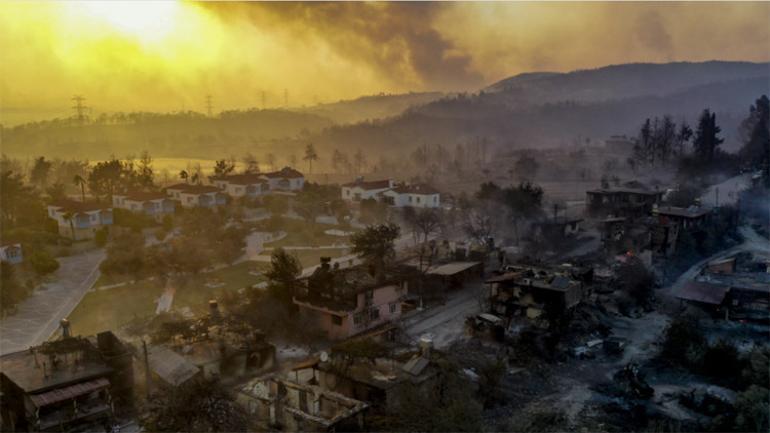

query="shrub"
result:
[28,250,60,275]
[702,339,742,383]
[661,316,706,367]
[94,227,108,247]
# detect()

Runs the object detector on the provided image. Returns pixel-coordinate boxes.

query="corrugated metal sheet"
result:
[29,377,110,407]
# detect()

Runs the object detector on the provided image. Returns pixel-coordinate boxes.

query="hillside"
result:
[301,92,445,124]
[484,61,769,106]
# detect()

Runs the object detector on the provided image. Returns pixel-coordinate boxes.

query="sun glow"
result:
[70,1,183,45]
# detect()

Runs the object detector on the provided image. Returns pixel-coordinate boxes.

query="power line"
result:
[71,95,88,122]
[205,94,213,117]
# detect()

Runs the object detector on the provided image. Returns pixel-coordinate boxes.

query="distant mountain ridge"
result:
[484,61,769,106]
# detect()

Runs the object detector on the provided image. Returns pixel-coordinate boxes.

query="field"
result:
[67,261,269,336]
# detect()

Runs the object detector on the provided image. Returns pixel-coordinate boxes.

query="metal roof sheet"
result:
[29,377,110,407]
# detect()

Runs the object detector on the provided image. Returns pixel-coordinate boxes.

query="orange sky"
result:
[1,1,768,125]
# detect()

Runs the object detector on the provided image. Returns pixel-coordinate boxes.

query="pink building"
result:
[293,259,410,340]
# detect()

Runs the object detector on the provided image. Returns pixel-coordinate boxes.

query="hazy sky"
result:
[1,1,768,124]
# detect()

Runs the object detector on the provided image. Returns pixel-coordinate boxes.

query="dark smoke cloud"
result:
[202,2,484,91]
[634,11,674,60]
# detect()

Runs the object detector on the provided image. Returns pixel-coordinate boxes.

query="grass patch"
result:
[261,218,352,248]
[257,247,351,268]
[68,261,270,336]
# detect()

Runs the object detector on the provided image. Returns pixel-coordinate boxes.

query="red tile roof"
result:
[262,167,304,179]
[117,191,169,201]
[164,184,222,194]
[391,183,440,195]
[50,200,111,213]
[342,179,392,190]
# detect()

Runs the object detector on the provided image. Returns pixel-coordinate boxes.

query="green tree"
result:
[30,156,52,187]
[739,95,770,182]
[73,174,87,202]
[213,159,235,176]
[0,261,30,313]
[178,170,189,183]
[734,385,770,433]
[303,142,318,174]
[693,109,724,164]
[351,223,400,278]
[88,158,126,202]
[45,182,67,202]
[265,248,302,307]
[29,250,60,275]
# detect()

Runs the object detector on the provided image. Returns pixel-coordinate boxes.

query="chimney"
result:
[320,257,331,270]
[419,334,433,359]
[60,318,71,338]
[209,299,221,320]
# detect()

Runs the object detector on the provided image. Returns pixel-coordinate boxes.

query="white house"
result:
[47,200,113,240]
[0,244,23,265]
[260,167,305,192]
[383,184,441,208]
[210,173,269,198]
[165,184,227,208]
[341,178,395,202]
[112,191,175,220]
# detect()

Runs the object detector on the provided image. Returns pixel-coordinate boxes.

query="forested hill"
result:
[301,92,444,124]
[0,109,333,160]
[484,61,770,106]
[306,75,768,157]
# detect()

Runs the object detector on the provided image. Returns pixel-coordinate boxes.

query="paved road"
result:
[401,281,485,348]
[0,249,104,355]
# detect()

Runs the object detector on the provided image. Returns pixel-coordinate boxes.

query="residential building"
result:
[341,178,395,202]
[676,272,770,321]
[47,201,113,240]
[112,191,175,220]
[293,258,410,340]
[0,328,133,432]
[165,184,227,208]
[237,374,368,432]
[485,265,584,323]
[306,339,439,412]
[210,173,269,198]
[382,183,441,208]
[653,203,712,229]
[261,167,305,192]
[586,181,664,218]
[0,244,23,265]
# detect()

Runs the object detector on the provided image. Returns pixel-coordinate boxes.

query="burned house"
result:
[302,339,440,412]
[237,374,368,432]
[485,265,584,323]
[676,274,770,322]
[531,218,583,242]
[293,258,411,340]
[421,261,484,293]
[0,327,133,432]
[586,182,664,218]
[143,301,276,386]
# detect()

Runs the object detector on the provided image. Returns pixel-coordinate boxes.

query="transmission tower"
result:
[71,95,88,122]
[205,94,213,117]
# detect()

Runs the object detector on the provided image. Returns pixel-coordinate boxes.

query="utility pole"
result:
[205,94,213,117]
[71,95,88,123]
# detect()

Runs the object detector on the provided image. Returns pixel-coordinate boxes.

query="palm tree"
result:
[303,143,318,174]
[62,212,75,239]
[179,170,189,183]
[73,174,86,202]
